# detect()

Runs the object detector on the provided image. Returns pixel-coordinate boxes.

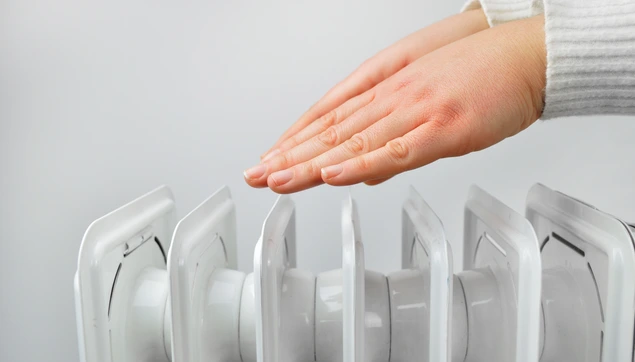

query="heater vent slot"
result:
[540,235,550,252]
[155,237,166,263]
[600,331,604,362]
[551,232,585,257]
[484,232,507,257]
[587,262,605,323]
[108,263,122,318]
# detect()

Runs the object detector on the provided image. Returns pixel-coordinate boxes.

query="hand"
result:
[245,14,546,194]
[259,9,489,162]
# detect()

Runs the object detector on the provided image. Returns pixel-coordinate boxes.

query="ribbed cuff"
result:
[462,0,543,27]
[542,1,635,119]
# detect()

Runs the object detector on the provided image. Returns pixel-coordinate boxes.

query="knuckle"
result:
[277,151,294,169]
[405,83,436,106]
[393,76,414,93]
[302,161,321,177]
[364,89,377,105]
[427,96,464,127]
[355,156,372,172]
[346,133,370,155]
[386,137,410,161]
[429,119,472,157]
[318,126,340,147]
[320,109,338,129]
[426,98,474,156]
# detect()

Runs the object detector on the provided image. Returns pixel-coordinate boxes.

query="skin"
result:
[244,10,546,194]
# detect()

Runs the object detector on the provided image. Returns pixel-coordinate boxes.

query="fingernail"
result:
[269,169,294,186]
[262,149,280,162]
[321,164,343,180]
[244,164,267,180]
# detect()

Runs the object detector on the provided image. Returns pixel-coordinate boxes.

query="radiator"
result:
[73,183,635,362]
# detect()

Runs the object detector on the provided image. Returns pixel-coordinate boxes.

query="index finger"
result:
[261,75,373,160]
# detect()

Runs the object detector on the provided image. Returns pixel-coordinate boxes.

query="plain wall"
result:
[1,1,634,361]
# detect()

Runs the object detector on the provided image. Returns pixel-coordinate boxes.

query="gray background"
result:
[1,0,633,361]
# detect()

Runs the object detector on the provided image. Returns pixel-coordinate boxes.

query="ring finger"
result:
[267,107,424,193]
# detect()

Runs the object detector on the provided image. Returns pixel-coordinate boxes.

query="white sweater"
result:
[462,0,635,119]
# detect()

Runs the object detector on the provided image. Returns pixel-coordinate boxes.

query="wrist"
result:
[462,0,544,28]
[519,14,547,120]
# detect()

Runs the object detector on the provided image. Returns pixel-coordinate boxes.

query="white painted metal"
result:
[167,186,240,362]
[398,186,454,362]
[239,274,257,362]
[253,195,297,362]
[342,195,364,362]
[75,186,176,362]
[279,268,315,361]
[73,183,635,362]
[462,185,542,362]
[527,183,635,362]
[315,269,344,361]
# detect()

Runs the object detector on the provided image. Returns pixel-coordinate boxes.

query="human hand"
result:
[258,9,489,163]
[245,14,546,194]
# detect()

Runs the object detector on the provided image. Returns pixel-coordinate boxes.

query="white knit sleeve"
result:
[462,0,544,27]
[541,1,635,119]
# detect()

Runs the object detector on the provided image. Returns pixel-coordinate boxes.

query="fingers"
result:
[249,10,493,192]
[265,90,376,160]
[260,8,489,161]
[321,122,461,186]
[245,99,393,188]
[263,108,422,193]
[261,64,384,160]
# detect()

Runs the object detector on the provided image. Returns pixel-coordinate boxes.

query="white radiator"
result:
[73,184,635,362]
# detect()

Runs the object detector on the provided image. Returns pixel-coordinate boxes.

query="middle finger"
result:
[267,107,422,193]
[244,99,392,188]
